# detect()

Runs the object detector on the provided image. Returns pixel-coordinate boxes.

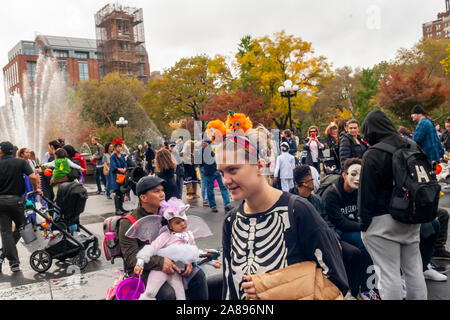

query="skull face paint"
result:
[346,164,361,190]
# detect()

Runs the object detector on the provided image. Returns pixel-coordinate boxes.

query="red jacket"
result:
[73,153,87,177]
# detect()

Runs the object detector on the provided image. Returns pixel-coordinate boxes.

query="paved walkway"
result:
[0,181,448,300]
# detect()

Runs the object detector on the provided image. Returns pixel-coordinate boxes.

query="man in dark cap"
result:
[0,141,42,273]
[118,176,208,299]
[411,104,444,163]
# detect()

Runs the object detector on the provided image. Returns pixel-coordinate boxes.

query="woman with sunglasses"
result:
[303,126,325,174]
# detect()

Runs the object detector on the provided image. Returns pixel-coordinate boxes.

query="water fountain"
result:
[0,55,69,160]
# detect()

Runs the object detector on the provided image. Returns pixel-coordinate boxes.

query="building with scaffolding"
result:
[95,3,150,83]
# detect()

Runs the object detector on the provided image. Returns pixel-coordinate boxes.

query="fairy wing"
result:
[187,215,213,239]
[125,215,163,243]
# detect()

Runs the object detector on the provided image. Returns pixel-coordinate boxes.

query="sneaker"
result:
[211,207,218,213]
[432,249,450,261]
[186,195,193,200]
[203,201,209,207]
[429,260,448,274]
[193,194,200,199]
[106,195,112,200]
[96,191,103,195]
[10,264,21,273]
[357,290,381,300]
[424,268,448,281]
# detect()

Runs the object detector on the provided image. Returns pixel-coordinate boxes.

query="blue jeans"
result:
[337,230,373,292]
[205,171,230,209]
[95,167,106,192]
[199,167,208,202]
[105,174,111,197]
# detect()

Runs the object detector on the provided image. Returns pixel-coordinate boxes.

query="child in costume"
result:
[42,148,85,198]
[130,197,221,300]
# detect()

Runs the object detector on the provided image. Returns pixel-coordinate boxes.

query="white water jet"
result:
[0,55,68,160]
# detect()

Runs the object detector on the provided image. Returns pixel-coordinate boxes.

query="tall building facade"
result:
[423,0,450,40]
[95,3,151,83]
[3,35,99,97]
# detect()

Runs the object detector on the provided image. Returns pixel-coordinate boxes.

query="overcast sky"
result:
[0,0,447,105]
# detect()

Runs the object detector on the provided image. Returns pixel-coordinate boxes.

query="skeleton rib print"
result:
[230,206,291,299]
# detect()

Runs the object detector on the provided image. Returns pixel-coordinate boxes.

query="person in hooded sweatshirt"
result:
[358,109,427,300]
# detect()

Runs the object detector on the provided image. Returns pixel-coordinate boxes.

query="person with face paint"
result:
[322,158,379,300]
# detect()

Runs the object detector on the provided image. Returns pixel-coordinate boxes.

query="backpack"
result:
[55,182,88,226]
[316,174,340,197]
[103,215,137,264]
[371,141,441,224]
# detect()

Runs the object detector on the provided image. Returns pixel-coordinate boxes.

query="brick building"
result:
[423,0,450,40]
[3,35,99,97]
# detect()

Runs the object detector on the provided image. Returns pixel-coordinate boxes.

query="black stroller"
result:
[25,182,101,273]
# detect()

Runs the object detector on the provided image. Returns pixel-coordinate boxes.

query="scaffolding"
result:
[95,3,149,81]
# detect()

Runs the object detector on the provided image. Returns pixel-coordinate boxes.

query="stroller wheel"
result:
[71,255,88,270]
[30,250,52,273]
[87,246,101,261]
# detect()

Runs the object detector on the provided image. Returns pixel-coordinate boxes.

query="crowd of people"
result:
[0,104,449,301]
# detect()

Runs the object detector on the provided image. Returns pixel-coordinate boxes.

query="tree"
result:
[377,65,450,126]
[77,73,159,146]
[235,30,332,130]
[353,62,390,123]
[311,66,362,123]
[141,55,233,134]
[201,88,273,127]
[441,44,450,75]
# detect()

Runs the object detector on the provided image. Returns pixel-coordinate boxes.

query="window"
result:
[437,31,442,38]
[54,50,69,58]
[78,61,89,81]
[24,48,36,55]
[58,60,68,82]
[436,24,441,31]
[74,51,89,59]
[427,27,432,32]
[27,61,37,82]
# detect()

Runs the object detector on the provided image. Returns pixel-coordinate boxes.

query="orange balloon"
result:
[436,163,442,175]
[44,169,53,177]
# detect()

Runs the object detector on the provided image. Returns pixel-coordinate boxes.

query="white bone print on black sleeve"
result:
[230,207,290,299]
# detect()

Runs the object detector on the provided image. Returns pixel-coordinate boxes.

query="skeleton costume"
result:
[222,192,349,300]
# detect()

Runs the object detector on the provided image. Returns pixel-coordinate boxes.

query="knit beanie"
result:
[411,104,426,115]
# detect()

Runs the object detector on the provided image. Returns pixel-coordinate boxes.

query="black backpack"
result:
[371,141,441,224]
[56,182,88,226]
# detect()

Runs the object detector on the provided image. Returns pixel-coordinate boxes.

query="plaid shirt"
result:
[413,118,444,163]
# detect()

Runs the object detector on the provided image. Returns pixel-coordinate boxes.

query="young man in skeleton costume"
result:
[216,126,349,300]
[322,158,379,300]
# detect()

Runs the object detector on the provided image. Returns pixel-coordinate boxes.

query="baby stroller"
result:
[25,182,101,273]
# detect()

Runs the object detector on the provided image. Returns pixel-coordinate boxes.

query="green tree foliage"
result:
[77,73,160,146]
[141,55,233,136]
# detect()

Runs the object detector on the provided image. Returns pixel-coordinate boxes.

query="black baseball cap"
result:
[136,176,166,196]
[0,141,14,155]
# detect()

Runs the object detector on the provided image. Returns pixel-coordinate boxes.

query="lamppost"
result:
[116,117,128,140]
[278,80,299,130]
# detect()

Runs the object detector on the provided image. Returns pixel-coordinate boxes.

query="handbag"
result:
[116,173,126,184]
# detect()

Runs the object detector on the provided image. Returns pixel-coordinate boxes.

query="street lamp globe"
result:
[284,85,292,92]
[278,86,285,93]
[292,85,299,92]
[284,80,293,88]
